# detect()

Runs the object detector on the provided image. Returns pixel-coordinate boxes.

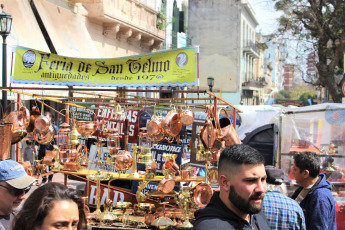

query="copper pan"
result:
[193,183,213,208]
[158,176,176,194]
[115,150,133,172]
[162,110,182,137]
[33,125,54,145]
[179,107,194,126]
[34,115,51,133]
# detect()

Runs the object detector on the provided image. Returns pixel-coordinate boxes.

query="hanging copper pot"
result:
[76,121,98,136]
[27,106,41,133]
[179,107,194,126]
[33,125,55,145]
[3,105,30,144]
[147,115,165,142]
[162,110,182,137]
[115,150,133,172]
[193,183,213,208]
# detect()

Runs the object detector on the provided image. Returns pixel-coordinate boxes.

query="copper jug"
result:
[215,108,241,146]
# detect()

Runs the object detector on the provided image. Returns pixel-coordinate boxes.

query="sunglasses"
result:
[0,184,31,196]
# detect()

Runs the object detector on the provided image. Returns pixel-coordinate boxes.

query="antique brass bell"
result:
[70,125,80,146]
[115,104,124,116]
[137,147,154,164]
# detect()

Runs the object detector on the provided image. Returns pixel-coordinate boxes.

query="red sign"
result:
[94,106,140,143]
[343,82,345,95]
[85,181,132,208]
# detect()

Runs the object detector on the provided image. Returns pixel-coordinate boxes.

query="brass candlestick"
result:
[127,144,141,179]
[176,187,195,228]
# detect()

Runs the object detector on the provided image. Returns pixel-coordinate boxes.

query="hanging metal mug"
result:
[179,106,195,126]
[162,106,182,137]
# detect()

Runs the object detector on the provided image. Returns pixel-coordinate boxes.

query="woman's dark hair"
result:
[13,182,87,230]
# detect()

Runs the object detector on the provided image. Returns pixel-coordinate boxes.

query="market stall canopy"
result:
[12,46,196,87]
[32,0,99,58]
[3,0,49,52]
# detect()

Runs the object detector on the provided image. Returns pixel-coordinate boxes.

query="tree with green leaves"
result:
[273,0,345,102]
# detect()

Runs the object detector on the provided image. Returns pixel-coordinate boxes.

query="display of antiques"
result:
[0,90,244,229]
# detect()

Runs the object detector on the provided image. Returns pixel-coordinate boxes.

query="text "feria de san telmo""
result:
[35,53,171,78]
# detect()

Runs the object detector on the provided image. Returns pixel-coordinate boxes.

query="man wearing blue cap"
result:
[0,160,36,230]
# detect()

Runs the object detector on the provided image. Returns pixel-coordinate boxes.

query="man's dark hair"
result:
[294,151,320,178]
[218,144,264,176]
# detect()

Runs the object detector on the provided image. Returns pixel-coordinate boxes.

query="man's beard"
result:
[228,185,264,214]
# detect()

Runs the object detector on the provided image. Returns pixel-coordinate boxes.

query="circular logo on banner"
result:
[22,50,36,68]
[175,52,188,67]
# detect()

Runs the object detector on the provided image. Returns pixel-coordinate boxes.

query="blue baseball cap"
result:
[0,160,36,189]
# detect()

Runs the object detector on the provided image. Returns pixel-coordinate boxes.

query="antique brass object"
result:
[70,124,80,146]
[127,144,141,179]
[115,202,132,209]
[137,147,153,164]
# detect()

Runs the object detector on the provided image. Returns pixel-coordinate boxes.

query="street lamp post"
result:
[207,76,214,103]
[0,4,12,117]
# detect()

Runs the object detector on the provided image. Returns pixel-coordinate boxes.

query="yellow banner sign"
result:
[13,47,196,87]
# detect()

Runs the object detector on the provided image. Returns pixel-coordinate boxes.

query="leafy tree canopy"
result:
[273,0,345,102]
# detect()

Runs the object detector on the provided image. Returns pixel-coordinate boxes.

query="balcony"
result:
[79,0,165,49]
[243,41,259,58]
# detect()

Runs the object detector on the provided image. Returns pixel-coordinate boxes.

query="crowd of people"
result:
[193,145,336,230]
[0,144,337,230]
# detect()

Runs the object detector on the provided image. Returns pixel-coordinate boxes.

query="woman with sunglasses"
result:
[13,183,87,230]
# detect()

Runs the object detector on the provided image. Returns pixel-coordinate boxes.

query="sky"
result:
[248,0,281,35]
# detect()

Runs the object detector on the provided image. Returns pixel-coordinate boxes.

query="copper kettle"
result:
[146,111,165,142]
